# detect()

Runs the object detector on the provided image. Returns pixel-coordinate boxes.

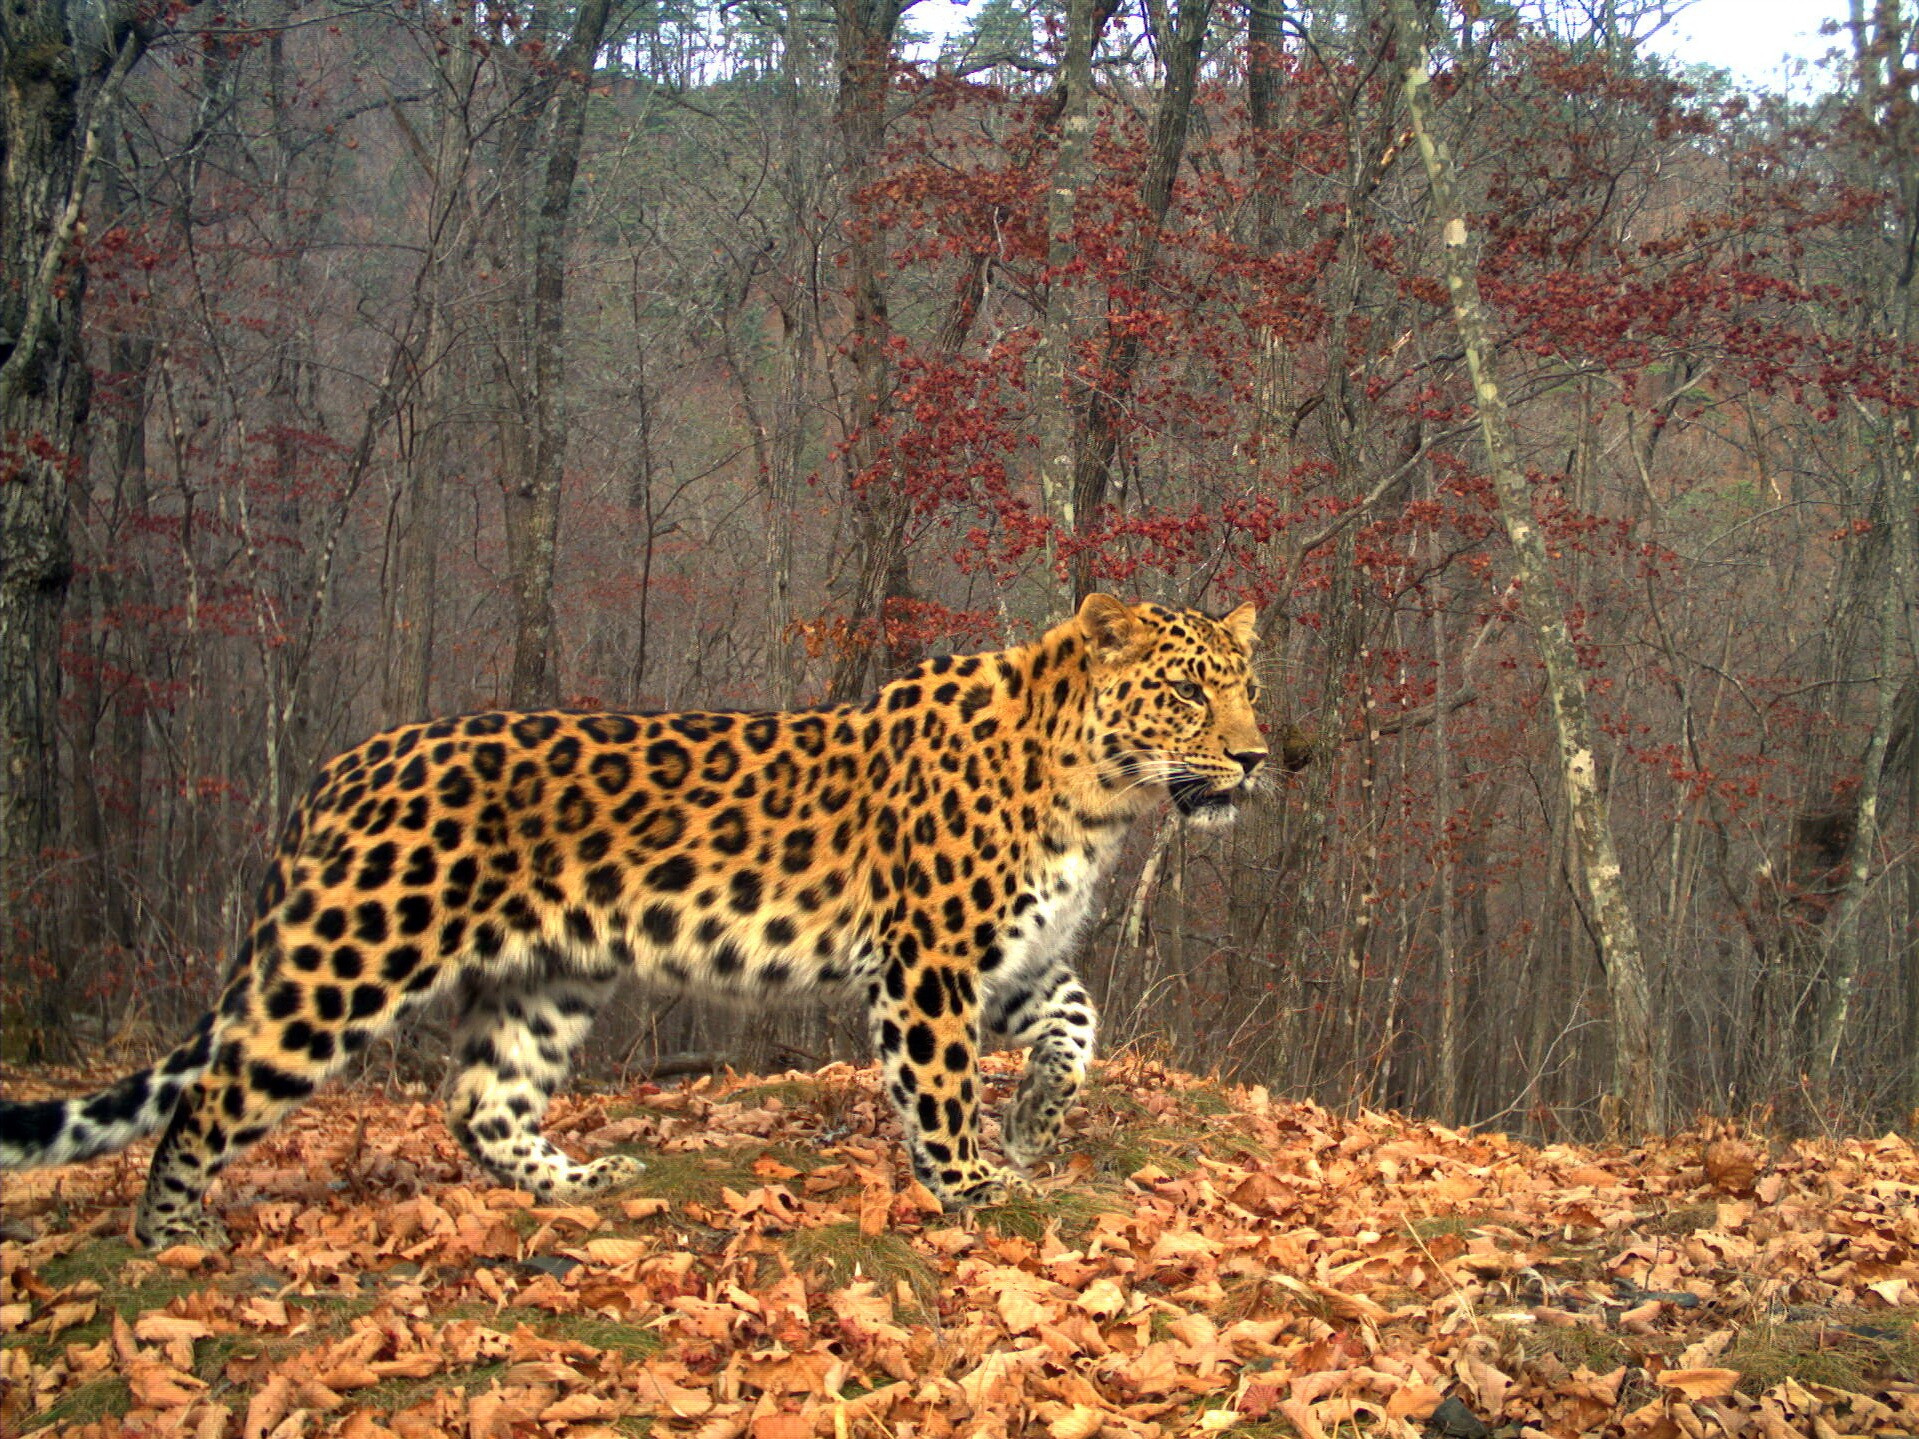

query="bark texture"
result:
[492,0,616,709]
[0,0,149,1049]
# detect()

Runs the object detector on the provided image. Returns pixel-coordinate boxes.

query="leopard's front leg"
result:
[868,938,1021,1206]
[985,962,1098,1171]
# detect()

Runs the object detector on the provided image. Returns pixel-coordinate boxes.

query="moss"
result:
[21,1376,131,1433]
[782,1222,938,1308]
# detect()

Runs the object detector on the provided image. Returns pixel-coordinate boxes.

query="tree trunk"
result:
[383,40,481,725]
[824,0,911,703]
[0,1,149,1056]
[1812,450,1915,1099]
[1029,0,1099,610]
[1067,0,1212,602]
[1432,563,1461,1123]
[1387,0,1662,1133]
[495,0,615,710]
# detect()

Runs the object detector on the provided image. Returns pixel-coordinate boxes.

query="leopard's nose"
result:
[1230,750,1267,779]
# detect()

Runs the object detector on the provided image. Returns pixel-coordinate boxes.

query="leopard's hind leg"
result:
[134,919,446,1249]
[446,957,640,1201]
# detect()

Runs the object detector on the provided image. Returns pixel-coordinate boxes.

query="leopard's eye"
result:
[1171,680,1205,704]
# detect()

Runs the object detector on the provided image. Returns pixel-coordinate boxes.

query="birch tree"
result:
[1385,0,1662,1132]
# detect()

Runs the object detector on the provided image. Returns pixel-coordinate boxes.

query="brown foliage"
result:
[3,1058,1917,1437]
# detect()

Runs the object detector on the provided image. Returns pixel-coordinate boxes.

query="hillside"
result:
[3,1058,1916,1437]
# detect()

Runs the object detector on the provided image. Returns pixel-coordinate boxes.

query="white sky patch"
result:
[902,0,1854,96]
[1647,0,1851,91]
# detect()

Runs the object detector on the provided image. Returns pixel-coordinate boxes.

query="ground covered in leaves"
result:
[3,1057,1917,1439]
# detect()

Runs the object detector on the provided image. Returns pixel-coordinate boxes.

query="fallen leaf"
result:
[1653,1367,1740,1399]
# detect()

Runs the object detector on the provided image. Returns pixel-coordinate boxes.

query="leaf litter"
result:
[3,1055,1916,1437]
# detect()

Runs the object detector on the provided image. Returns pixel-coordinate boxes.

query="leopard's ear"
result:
[1220,602,1259,653]
[1077,593,1145,662]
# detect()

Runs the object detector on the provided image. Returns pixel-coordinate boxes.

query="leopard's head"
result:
[1078,593,1268,826]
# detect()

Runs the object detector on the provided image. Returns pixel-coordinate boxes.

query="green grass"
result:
[1180,1083,1236,1117]
[1075,1099,1268,1179]
[1085,1081,1153,1119]
[1408,1213,1488,1241]
[188,1293,382,1387]
[539,1313,665,1358]
[20,1376,131,1433]
[446,1305,665,1357]
[722,1078,828,1109]
[599,1142,836,1211]
[1501,1317,1633,1375]
[781,1222,937,1308]
[1078,1127,1195,1179]
[605,1147,772,1207]
[7,1239,214,1365]
[1724,1315,1919,1396]
[1644,1202,1719,1237]
[1191,1420,1301,1439]
[967,1186,1125,1243]
[1189,1125,1271,1164]
[353,1360,510,1415]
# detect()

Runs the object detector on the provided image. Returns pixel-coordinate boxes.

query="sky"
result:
[1647,0,1851,90]
[906,0,1855,95]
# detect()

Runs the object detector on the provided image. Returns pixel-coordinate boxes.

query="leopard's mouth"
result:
[1168,775,1243,819]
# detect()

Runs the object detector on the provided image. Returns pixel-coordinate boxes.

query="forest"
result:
[3,0,1917,1142]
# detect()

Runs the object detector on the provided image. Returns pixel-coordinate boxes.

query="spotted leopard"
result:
[0,595,1267,1248]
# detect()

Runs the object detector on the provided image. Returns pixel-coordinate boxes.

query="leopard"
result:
[0,594,1268,1249]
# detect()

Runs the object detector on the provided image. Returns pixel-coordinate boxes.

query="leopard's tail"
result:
[0,1012,216,1169]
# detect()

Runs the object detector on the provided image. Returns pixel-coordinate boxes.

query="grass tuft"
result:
[356,1358,510,1415]
[1644,1202,1719,1237]
[1724,1316,1919,1396]
[11,1239,212,1365]
[1504,1318,1633,1375]
[722,1078,825,1109]
[547,1314,665,1357]
[1408,1213,1487,1241]
[21,1376,131,1433]
[1180,1084,1236,1117]
[968,1186,1123,1243]
[607,1147,765,1207]
[782,1222,937,1308]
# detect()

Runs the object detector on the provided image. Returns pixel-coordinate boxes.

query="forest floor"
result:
[2,1056,1917,1439]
